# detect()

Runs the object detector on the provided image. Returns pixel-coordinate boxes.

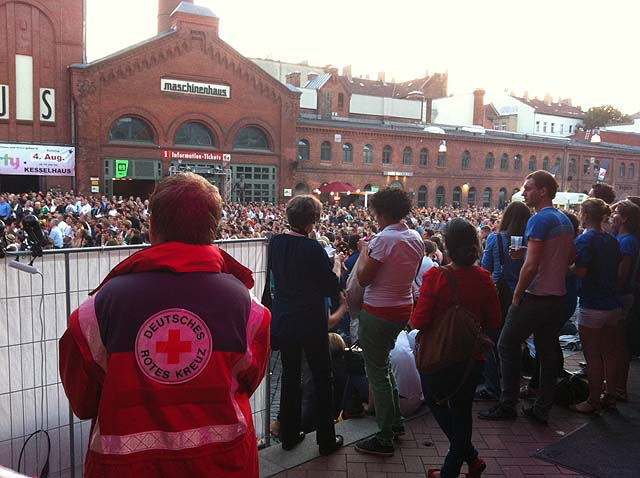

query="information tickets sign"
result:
[0,143,75,176]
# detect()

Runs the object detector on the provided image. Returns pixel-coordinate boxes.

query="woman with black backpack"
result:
[412,218,501,478]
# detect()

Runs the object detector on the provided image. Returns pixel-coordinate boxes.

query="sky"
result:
[86,0,640,115]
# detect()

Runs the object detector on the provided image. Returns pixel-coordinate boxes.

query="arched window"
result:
[298,139,310,160]
[620,162,626,177]
[419,148,428,167]
[364,183,373,192]
[529,155,537,172]
[343,143,353,162]
[630,163,635,179]
[568,158,576,175]
[555,157,561,173]
[436,186,445,207]
[233,126,270,150]
[294,182,309,195]
[321,141,332,161]
[403,147,413,165]
[174,121,214,146]
[417,186,427,207]
[514,154,522,170]
[500,153,509,170]
[468,187,476,205]
[542,156,550,171]
[109,116,155,143]
[389,180,403,189]
[483,187,492,207]
[453,186,462,207]
[461,150,471,169]
[499,188,508,209]
[363,144,373,164]
[437,151,446,167]
[485,152,495,169]
[383,145,392,164]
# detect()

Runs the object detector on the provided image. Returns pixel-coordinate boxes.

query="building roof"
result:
[342,75,439,98]
[304,73,331,90]
[69,30,177,68]
[513,96,585,119]
[172,1,218,17]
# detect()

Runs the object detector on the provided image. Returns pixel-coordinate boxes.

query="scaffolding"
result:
[168,162,232,202]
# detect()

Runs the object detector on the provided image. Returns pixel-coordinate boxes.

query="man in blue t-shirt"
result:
[479,170,575,425]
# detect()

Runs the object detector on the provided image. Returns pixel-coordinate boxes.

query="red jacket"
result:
[59,242,270,478]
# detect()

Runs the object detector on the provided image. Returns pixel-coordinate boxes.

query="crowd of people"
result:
[3,172,640,477]
[0,189,504,252]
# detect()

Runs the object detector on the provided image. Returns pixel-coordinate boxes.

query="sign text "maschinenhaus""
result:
[161,79,230,98]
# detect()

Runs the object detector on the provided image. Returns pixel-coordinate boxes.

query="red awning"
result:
[318,181,358,193]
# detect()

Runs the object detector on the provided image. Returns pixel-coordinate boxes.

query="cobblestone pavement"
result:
[270,352,622,478]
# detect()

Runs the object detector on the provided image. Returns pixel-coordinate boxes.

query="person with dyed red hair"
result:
[59,173,270,478]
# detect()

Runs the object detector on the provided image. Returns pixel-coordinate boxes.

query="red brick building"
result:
[293,119,640,207]
[69,0,298,200]
[2,0,640,206]
[0,0,83,192]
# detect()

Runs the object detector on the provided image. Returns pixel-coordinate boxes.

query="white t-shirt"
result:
[390,330,424,400]
[414,256,434,299]
[363,223,424,307]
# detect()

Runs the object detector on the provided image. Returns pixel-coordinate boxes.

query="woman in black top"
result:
[270,195,344,455]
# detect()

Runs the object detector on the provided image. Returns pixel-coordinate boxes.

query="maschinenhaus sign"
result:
[161,78,230,99]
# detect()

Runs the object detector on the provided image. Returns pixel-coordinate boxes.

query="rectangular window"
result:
[536,121,540,132]
[231,165,276,203]
[543,122,547,133]
[16,55,33,121]
[560,124,564,134]
[551,123,555,133]
[338,93,344,109]
[569,125,573,133]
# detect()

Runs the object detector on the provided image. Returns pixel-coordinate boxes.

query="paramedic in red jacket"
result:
[59,173,271,478]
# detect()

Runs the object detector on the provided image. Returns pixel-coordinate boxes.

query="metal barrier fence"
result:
[0,239,268,477]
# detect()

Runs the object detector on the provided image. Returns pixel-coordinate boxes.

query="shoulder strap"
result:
[497,232,505,267]
[440,265,460,305]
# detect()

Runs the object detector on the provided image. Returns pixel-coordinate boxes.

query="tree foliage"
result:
[583,105,631,129]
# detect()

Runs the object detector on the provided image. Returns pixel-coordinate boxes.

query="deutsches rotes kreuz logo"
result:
[135,308,212,384]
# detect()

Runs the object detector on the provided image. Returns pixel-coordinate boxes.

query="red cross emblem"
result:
[156,329,192,364]
[136,308,212,384]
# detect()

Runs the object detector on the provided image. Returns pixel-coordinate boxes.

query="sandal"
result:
[601,393,617,410]
[569,399,601,415]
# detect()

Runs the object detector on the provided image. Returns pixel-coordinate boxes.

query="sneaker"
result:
[355,436,394,456]
[521,406,548,425]
[601,393,617,410]
[569,399,601,415]
[519,384,538,400]
[319,435,344,456]
[466,457,487,478]
[392,425,406,439]
[477,403,517,421]
[474,389,498,401]
[281,432,305,451]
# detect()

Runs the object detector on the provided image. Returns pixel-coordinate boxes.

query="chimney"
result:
[544,93,553,106]
[523,90,529,100]
[561,97,572,107]
[377,71,385,82]
[343,65,352,81]
[307,72,318,83]
[425,98,433,123]
[473,89,485,127]
[286,71,301,87]
[158,0,193,33]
